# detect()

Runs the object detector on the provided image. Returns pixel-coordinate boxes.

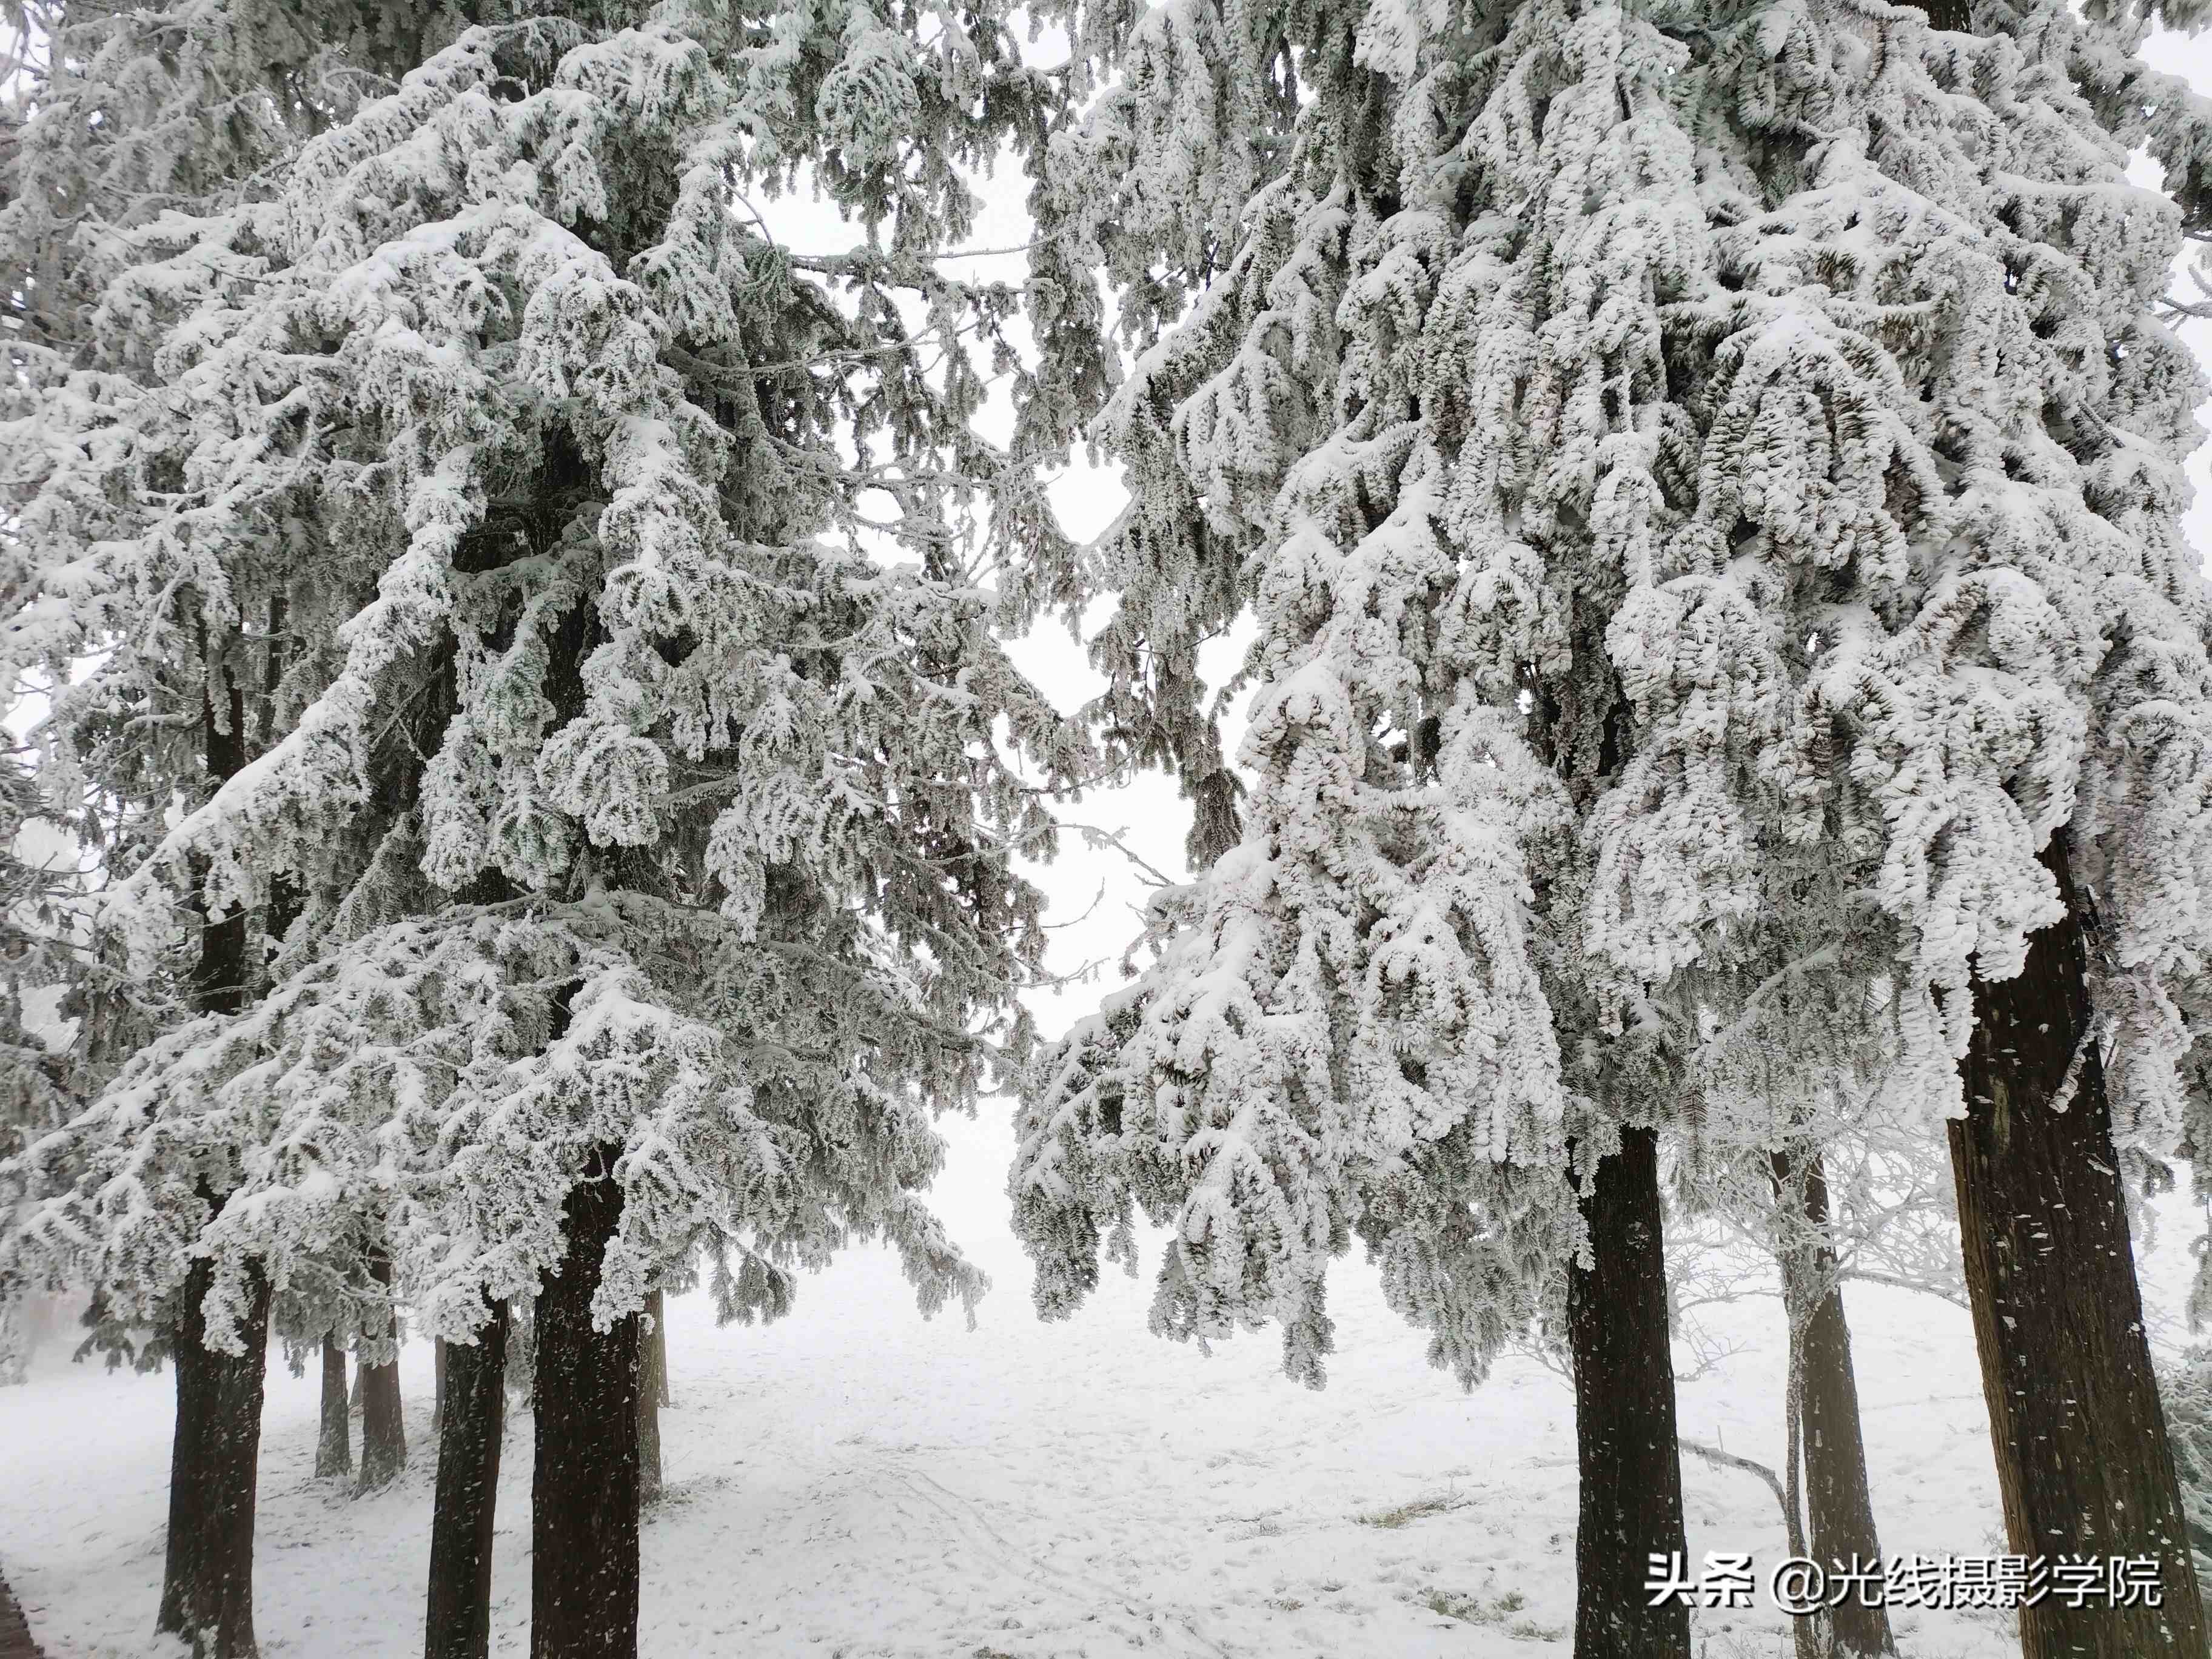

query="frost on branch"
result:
[1020,0,2212,1387]
[4,3,1105,1346]
[4,893,994,1354]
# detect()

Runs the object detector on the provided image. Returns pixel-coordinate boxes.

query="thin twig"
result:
[1680,1436,1792,1535]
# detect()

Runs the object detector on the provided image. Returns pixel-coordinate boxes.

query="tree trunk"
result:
[637,1290,664,1506]
[1773,1152,1895,1657]
[1950,833,2207,1658]
[425,1302,508,1659]
[434,1338,448,1433]
[532,1144,640,1659]
[1782,1339,1818,1659]
[358,1253,407,1494]
[509,1297,537,1413]
[0,1293,26,1387]
[155,1255,273,1659]
[652,1292,670,1409]
[157,646,267,1658]
[1567,1124,1691,1659]
[316,1336,350,1480]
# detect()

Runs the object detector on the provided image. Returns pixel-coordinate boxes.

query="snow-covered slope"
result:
[7,1090,2165,1658]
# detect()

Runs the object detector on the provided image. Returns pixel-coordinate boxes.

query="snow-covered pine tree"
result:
[4,5,1103,1657]
[1016,5,1700,1651]
[1,3,468,1649]
[1019,0,2212,1653]
[1594,0,2212,1647]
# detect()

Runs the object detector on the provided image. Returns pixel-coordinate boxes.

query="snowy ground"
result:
[9,1100,2200,1659]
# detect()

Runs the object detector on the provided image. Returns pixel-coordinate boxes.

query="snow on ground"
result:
[0,1104,2191,1658]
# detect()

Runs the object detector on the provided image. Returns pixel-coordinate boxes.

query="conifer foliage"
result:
[8,0,2212,1649]
[1015,0,2212,1654]
[2,1,1098,1654]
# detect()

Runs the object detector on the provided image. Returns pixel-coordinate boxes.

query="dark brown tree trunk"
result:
[155,1256,273,1659]
[156,659,267,1658]
[651,1292,670,1409]
[0,1569,41,1655]
[1950,834,2207,1658]
[425,1302,508,1659]
[317,1336,350,1479]
[637,1290,664,1506]
[1773,1152,1894,1658]
[358,1253,407,1494]
[1568,1125,1690,1659]
[433,1338,448,1433]
[532,1145,640,1659]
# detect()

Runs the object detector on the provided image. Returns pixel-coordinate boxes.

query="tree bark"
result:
[637,1291,663,1507]
[433,1338,448,1433]
[425,1302,508,1659]
[652,1292,670,1409]
[1950,833,2207,1658]
[1773,1151,1895,1657]
[155,1255,273,1659]
[1568,1124,1691,1659]
[316,1336,351,1480]
[358,1253,407,1494]
[157,658,268,1658]
[1782,1340,1817,1659]
[532,1144,640,1659]
[509,1298,537,1414]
